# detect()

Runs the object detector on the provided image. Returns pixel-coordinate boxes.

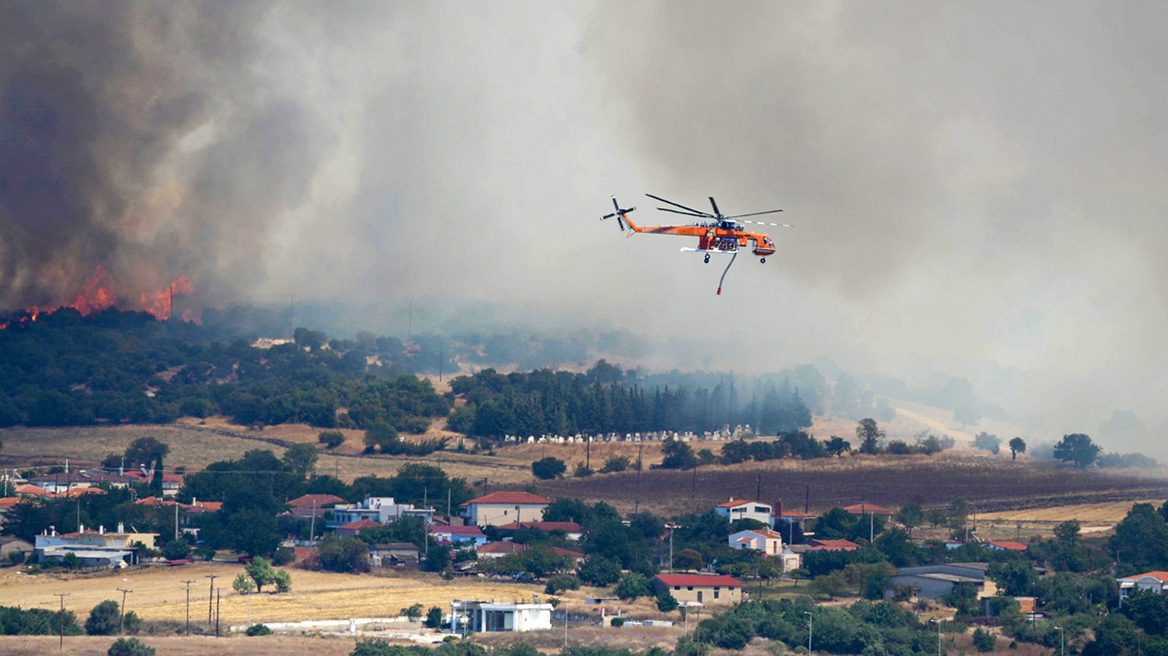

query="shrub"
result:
[611,617,625,627]
[601,455,631,473]
[271,546,295,566]
[85,600,121,636]
[318,430,345,448]
[273,570,292,593]
[972,627,996,652]
[246,623,273,636]
[425,606,444,629]
[657,592,679,613]
[107,637,155,656]
[122,612,141,635]
[573,462,594,478]
[401,603,424,621]
[162,539,191,561]
[545,574,581,595]
[8,550,26,566]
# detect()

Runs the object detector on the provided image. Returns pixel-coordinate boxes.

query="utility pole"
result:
[205,574,218,624]
[215,587,222,637]
[117,586,132,634]
[309,499,317,541]
[447,488,452,520]
[805,611,813,654]
[54,593,69,651]
[182,580,195,635]
[175,503,179,541]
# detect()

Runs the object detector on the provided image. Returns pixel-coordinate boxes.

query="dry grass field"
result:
[0,562,543,626]
[0,634,363,656]
[534,452,1168,517]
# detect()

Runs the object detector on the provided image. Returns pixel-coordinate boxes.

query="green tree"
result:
[107,637,155,656]
[363,422,399,453]
[1111,503,1168,572]
[400,603,424,621]
[855,419,884,455]
[896,503,924,537]
[1054,433,1101,468]
[228,508,280,557]
[1054,519,1081,546]
[674,548,704,571]
[1008,437,1027,460]
[661,438,698,469]
[162,539,191,561]
[318,430,345,449]
[578,555,622,586]
[925,507,948,528]
[531,457,566,480]
[825,436,851,457]
[947,498,971,531]
[317,535,371,573]
[282,443,318,475]
[810,571,848,599]
[85,600,121,636]
[615,572,653,600]
[123,437,169,469]
[245,557,277,593]
[424,606,444,629]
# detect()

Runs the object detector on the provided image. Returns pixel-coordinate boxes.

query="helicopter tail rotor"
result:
[601,196,635,231]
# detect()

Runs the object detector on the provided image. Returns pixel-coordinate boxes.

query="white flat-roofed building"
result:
[450,601,552,632]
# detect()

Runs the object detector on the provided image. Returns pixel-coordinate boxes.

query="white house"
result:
[728,528,801,572]
[1119,571,1168,600]
[715,499,773,526]
[329,496,434,527]
[461,492,549,527]
[450,601,552,632]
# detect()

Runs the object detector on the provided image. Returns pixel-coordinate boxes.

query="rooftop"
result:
[653,574,742,588]
[462,491,551,506]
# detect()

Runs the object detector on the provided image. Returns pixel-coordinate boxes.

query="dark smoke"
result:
[0,1,322,309]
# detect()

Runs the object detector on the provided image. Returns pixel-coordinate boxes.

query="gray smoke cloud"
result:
[3,2,1168,453]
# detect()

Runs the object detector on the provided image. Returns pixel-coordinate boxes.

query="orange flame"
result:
[2,266,197,328]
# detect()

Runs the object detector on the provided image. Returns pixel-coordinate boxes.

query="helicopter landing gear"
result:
[703,253,710,264]
[760,257,766,264]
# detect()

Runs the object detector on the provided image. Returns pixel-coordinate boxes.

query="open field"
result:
[532,453,1168,517]
[0,635,363,656]
[0,562,544,626]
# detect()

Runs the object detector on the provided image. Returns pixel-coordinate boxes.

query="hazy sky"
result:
[3,2,1168,448]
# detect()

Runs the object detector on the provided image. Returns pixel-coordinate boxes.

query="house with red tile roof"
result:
[551,547,586,561]
[477,541,528,558]
[1119,571,1168,600]
[496,521,584,540]
[714,498,773,525]
[336,519,382,538]
[461,491,550,527]
[804,538,861,551]
[288,494,346,519]
[651,574,742,604]
[986,540,1028,552]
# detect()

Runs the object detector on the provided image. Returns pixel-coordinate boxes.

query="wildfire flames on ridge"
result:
[0,266,195,329]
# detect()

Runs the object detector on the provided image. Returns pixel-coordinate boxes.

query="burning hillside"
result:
[0,265,195,329]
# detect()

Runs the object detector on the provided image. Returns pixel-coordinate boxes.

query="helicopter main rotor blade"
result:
[656,207,709,219]
[612,196,621,211]
[602,213,617,219]
[724,209,784,219]
[709,197,721,216]
[646,194,711,217]
[741,220,793,227]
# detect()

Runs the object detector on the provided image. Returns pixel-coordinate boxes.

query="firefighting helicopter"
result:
[601,194,790,295]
